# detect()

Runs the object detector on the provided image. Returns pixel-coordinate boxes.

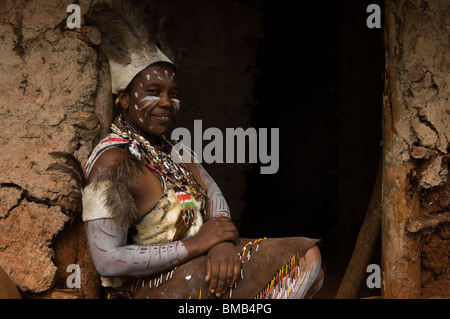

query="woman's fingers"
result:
[231,260,240,288]
[205,258,211,282]
[205,242,241,298]
[207,257,220,295]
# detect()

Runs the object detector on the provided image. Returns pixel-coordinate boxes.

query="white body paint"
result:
[84,218,188,280]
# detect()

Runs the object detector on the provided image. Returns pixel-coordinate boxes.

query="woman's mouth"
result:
[152,114,172,122]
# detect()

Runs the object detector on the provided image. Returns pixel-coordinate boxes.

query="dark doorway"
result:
[240,0,384,298]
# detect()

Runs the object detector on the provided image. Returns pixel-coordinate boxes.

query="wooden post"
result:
[381,0,421,298]
[335,157,382,299]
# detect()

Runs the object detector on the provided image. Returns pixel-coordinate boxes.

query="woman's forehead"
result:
[141,65,176,80]
[131,65,179,92]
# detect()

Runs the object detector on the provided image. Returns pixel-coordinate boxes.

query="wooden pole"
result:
[335,157,382,299]
[381,1,421,298]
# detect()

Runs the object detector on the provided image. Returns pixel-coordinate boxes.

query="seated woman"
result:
[82,61,323,299]
[79,2,324,299]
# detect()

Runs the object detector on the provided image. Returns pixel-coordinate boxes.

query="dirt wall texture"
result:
[383,0,449,298]
[0,0,101,298]
[0,0,262,298]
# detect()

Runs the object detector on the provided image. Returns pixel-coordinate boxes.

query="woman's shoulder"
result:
[93,147,130,167]
[86,147,133,184]
[85,133,136,176]
[85,132,144,184]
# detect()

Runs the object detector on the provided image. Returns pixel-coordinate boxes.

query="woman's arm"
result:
[85,216,238,278]
[85,218,188,277]
[193,162,231,219]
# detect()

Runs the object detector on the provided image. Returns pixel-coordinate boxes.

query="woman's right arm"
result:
[85,218,188,277]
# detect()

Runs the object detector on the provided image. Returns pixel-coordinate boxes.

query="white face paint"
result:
[151,69,180,114]
[139,96,160,116]
[152,69,176,85]
[138,96,161,132]
[171,98,181,113]
[133,68,181,131]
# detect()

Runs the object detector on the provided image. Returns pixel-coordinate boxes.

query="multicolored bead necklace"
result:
[111,114,206,226]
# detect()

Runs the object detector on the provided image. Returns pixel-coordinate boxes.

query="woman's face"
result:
[119,65,180,139]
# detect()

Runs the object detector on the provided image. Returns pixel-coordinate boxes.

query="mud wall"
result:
[0,0,100,297]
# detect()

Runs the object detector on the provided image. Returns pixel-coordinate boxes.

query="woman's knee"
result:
[304,245,321,265]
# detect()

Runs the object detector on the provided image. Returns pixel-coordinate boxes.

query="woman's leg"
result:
[285,245,324,299]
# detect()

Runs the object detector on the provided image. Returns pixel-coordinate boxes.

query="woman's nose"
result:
[158,92,173,108]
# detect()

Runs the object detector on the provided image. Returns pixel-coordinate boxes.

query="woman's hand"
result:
[183,215,240,297]
[190,216,239,253]
[205,241,240,298]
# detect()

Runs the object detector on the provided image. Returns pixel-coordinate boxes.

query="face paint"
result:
[139,96,160,116]
[171,98,181,113]
[153,69,176,84]
[158,69,179,112]
[129,67,180,135]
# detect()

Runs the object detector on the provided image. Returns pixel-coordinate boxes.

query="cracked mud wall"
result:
[383,0,449,298]
[0,0,104,298]
[0,0,262,298]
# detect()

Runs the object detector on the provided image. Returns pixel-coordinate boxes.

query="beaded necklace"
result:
[111,114,206,226]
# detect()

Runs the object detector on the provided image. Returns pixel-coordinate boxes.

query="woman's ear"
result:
[117,89,130,110]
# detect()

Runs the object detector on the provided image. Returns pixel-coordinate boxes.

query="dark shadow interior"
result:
[240,0,384,298]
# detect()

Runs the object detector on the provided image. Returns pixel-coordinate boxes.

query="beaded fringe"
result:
[106,238,308,300]
[254,252,302,299]
[239,238,267,281]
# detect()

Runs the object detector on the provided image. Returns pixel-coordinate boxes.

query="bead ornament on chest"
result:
[111,115,206,228]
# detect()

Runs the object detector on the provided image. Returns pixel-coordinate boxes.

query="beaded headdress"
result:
[85,0,173,94]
